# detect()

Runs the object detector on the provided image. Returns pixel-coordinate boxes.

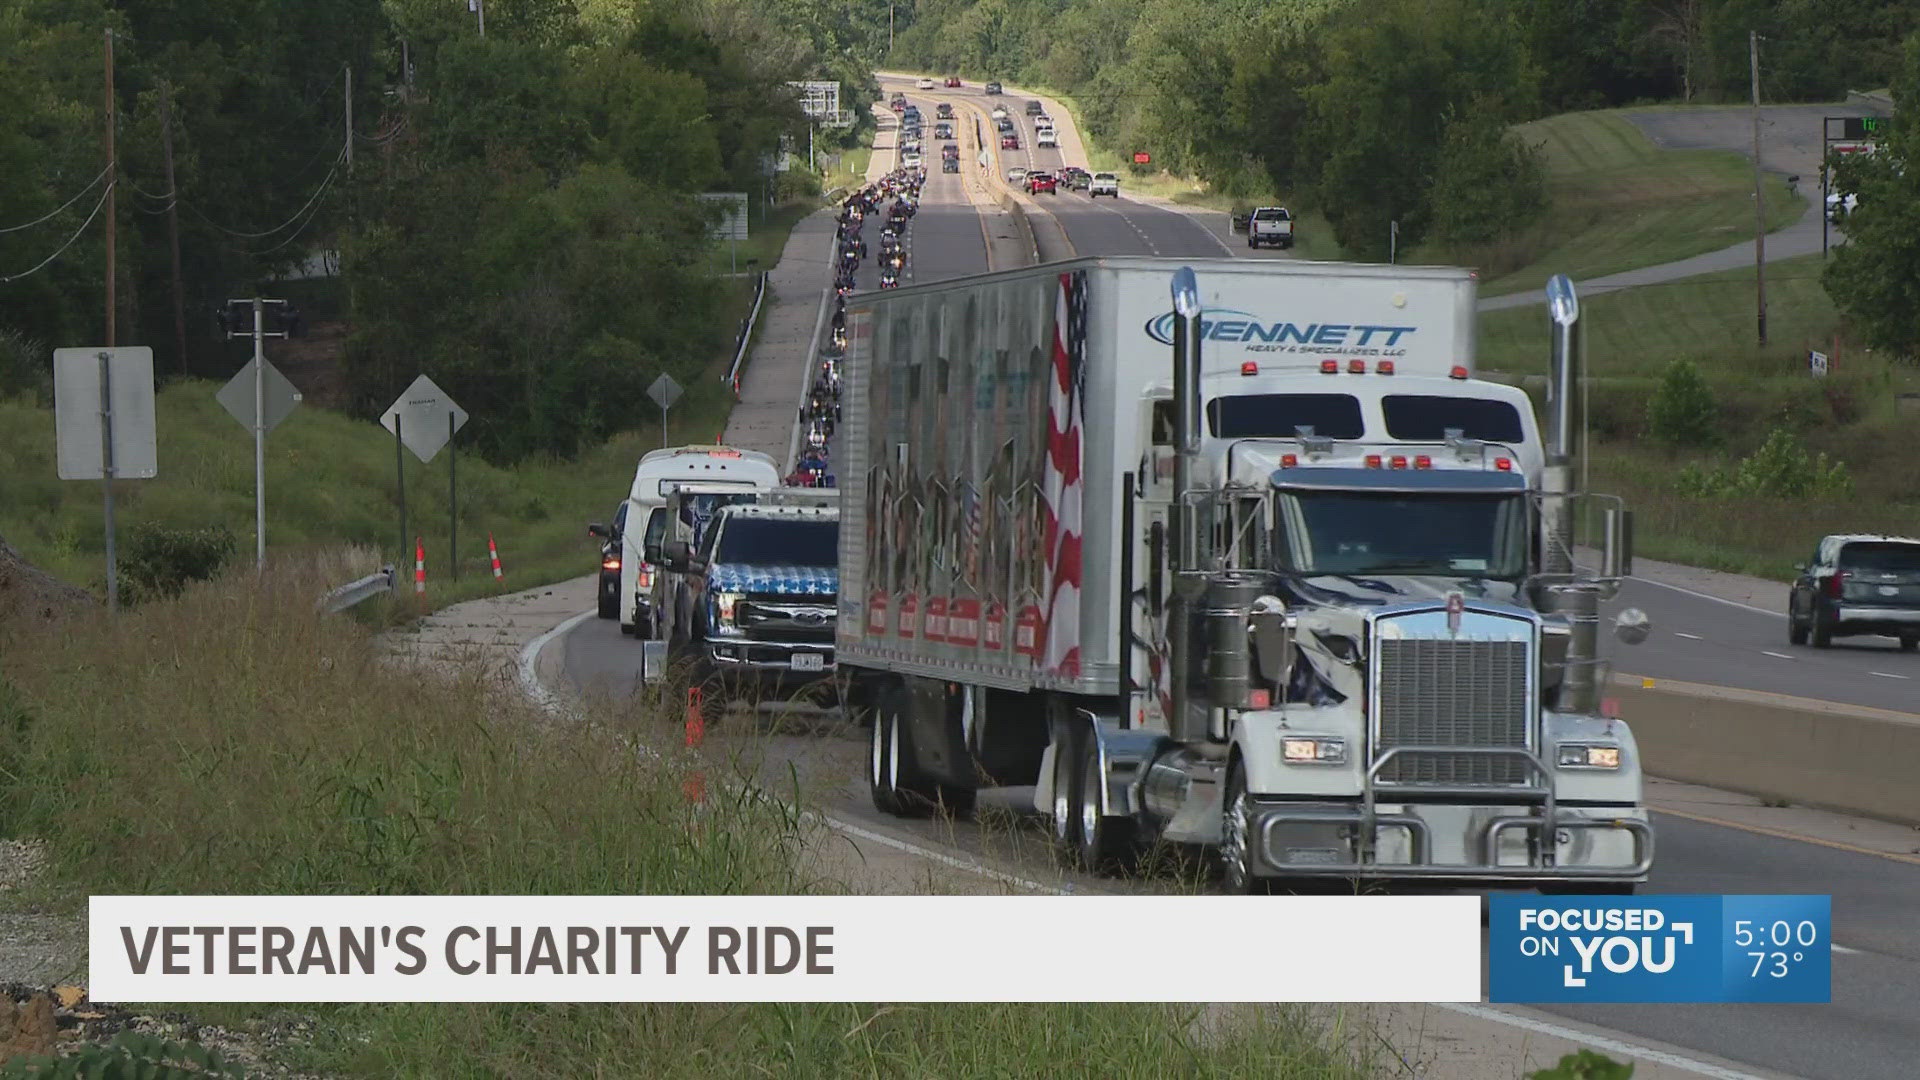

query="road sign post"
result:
[218,298,294,569]
[382,375,469,582]
[54,346,158,613]
[648,373,683,450]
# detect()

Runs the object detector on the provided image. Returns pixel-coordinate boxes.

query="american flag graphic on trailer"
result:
[1042,270,1088,678]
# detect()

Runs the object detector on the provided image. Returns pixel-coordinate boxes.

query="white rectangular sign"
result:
[53,346,158,480]
[92,894,1482,1003]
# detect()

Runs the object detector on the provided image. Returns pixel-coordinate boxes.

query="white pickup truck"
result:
[1036,125,1058,148]
[1089,172,1119,198]
[1247,206,1294,249]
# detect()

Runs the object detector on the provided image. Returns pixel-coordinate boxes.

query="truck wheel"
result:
[869,686,970,818]
[600,591,619,620]
[1076,732,1137,874]
[868,692,909,816]
[1901,634,1918,653]
[1048,722,1081,861]
[1219,761,1269,895]
[1810,608,1834,648]
[1787,612,1808,646]
[1247,236,1258,249]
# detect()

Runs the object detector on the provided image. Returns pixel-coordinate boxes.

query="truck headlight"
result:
[1283,737,1346,765]
[1557,743,1621,769]
[712,591,745,627]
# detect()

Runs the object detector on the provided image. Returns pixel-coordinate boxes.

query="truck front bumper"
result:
[1248,800,1651,884]
[703,637,836,687]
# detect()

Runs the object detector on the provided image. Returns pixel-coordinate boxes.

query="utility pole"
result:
[104,27,116,348]
[159,83,188,377]
[474,0,485,37]
[889,2,895,52]
[252,299,266,568]
[1750,30,1768,346]
[344,65,353,171]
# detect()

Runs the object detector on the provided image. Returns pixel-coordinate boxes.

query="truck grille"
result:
[1373,630,1532,786]
[739,598,837,642]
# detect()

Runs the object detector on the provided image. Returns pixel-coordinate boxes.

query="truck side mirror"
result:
[644,543,663,565]
[1601,507,1634,579]
[661,541,692,572]
[1792,562,1806,573]
[588,523,610,540]
[1247,594,1293,689]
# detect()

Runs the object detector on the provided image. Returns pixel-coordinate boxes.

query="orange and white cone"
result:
[488,533,504,585]
[413,537,426,595]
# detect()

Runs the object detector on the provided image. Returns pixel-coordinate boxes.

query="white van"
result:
[618,445,780,635]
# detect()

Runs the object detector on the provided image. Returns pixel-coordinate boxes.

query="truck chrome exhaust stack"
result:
[1541,274,1581,576]
[1168,267,1209,746]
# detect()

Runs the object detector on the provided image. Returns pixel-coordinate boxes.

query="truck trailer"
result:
[835,255,1655,891]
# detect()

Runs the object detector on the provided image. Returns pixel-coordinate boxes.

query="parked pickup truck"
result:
[1247,206,1294,249]
[657,494,841,719]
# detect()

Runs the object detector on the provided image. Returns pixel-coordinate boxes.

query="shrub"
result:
[1645,358,1719,447]
[1675,426,1851,499]
[0,326,52,407]
[0,1032,243,1079]
[1529,1049,1634,1080]
[122,523,237,604]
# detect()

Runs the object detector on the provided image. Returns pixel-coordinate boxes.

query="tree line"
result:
[892,0,1920,259]
[0,0,886,462]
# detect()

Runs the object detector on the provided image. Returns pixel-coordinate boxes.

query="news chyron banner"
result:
[92,895,1483,1003]
[1489,895,1832,1003]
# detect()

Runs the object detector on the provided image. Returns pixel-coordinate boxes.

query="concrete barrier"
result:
[1611,672,1920,826]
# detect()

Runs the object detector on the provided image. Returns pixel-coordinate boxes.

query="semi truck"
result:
[834,256,1655,892]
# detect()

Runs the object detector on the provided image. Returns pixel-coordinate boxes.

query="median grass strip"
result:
[0,557,1378,1078]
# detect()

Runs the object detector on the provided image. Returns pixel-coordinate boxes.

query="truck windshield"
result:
[716,519,840,567]
[1381,395,1525,443]
[1273,490,1527,578]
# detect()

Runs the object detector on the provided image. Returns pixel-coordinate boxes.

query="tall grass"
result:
[0,556,1376,1077]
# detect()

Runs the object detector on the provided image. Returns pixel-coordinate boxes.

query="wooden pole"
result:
[160,83,188,376]
[1750,30,1768,347]
[104,27,116,347]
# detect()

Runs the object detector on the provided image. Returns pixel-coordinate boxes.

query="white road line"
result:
[1675,632,1703,640]
[1433,1004,1780,1080]
[1760,650,1794,660]
[1632,577,1785,619]
[1832,943,1863,955]
[1869,671,1910,680]
[814,812,1066,895]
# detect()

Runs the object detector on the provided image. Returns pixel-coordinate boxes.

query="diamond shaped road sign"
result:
[381,374,469,463]
[216,357,303,436]
[648,373,683,411]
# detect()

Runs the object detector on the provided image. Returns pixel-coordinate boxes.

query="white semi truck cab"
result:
[835,256,1653,892]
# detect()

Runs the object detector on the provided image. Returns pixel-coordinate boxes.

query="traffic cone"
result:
[683,688,707,806]
[413,537,426,595]
[488,532,504,586]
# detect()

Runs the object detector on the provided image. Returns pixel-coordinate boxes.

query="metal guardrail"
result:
[724,270,772,399]
[318,565,396,613]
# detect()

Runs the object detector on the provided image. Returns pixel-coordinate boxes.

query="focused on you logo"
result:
[1488,895,1832,1004]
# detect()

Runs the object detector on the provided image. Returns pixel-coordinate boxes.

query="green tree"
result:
[1428,107,1549,246]
[1645,358,1720,447]
[1821,30,1920,358]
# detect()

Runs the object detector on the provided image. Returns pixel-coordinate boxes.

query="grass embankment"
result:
[1456,109,1803,295]
[823,146,875,194]
[1480,253,1920,580]
[0,561,1376,1077]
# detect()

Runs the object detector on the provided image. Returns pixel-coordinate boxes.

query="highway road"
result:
[555,76,1920,1080]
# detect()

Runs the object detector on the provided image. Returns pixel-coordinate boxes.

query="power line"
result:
[0,165,112,233]
[184,147,345,239]
[1,180,115,283]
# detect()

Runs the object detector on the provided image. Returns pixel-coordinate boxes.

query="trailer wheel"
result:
[1220,761,1269,895]
[1076,734,1137,874]
[869,686,971,818]
[1048,722,1081,859]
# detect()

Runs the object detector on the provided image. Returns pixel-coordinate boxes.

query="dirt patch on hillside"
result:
[0,532,93,628]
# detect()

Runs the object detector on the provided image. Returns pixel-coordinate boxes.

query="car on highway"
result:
[990,104,1009,122]
[1024,99,1043,116]
[1006,166,1028,185]
[984,81,1002,95]
[1025,171,1057,195]
[917,77,934,90]
[900,136,922,154]
[1789,534,1920,650]
[934,121,953,140]
[588,502,629,619]
[945,75,962,88]
[942,157,959,173]
[1058,166,1090,190]
[941,143,959,159]
[936,102,953,119]
[889,94,906,112]
[1035,126,1057,148]
[901,150,922,170]
[1247,206,1295,249]
[1089,171,1119,197]
[1001,132,1020,150]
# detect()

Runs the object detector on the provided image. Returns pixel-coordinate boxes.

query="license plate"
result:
[790,653,825,672]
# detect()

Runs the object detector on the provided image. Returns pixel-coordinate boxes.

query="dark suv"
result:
[1789,534,1920,650]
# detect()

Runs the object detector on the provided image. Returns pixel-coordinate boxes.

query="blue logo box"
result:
[1488,894,1831,1003]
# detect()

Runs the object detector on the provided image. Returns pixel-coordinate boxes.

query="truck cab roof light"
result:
[1347,359,1367,374]
[1377,360,1395,375]
[1494,457,1513,471]
[1388,455,1407,469]
[1279,453,1298,468]
[1449,365,1468,380]
[1241,362,1259,376]
[1413,454,1432,469]
[1365,454,1382,469]
[1319,359,1338,374]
